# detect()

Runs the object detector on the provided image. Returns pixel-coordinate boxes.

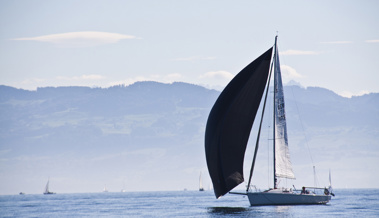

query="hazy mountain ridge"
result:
[284,86,378,127]
[0,82,378,194]
[0,82,219,152]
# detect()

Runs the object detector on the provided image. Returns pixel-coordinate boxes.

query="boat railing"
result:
[292,186,332,195]
[246,185,262,192]
[302,186,327,190]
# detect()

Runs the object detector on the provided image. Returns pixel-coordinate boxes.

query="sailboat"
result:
[121,180,126,192]
[205,36,333,206]
[43,179,55,195]
[103,185,109,192]
[199,172,204,191]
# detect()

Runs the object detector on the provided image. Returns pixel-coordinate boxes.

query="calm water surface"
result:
[0,189,378,217]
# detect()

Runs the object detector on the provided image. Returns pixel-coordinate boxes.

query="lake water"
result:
[0,189,378,217]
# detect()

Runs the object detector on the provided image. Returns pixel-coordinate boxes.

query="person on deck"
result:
[301,187,306,194]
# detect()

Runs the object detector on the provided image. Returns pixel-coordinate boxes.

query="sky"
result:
[0,1,378,195]
[0,0,378,98]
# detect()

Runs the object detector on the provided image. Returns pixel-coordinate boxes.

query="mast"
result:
[273,35,278,189]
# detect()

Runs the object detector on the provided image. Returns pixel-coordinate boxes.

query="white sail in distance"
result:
[199,172,204,191]
[274,44,295,179]
[44,180,50,193]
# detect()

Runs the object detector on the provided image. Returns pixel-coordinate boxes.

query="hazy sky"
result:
[1,0,378,97]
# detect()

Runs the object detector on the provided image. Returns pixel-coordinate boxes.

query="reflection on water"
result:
[0,190,377,217]
[275,205,291,213]
[207,205,331,217]
[207,207,250,215]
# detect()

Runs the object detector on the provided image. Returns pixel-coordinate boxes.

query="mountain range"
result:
[0,81,378,195]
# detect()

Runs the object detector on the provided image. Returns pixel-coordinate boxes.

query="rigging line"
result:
[278,42,316,167]
[289,86,315,166]
[267,136,270,189]
[266,80,273,189]
[314,166,321,188]
[267,87,272,189]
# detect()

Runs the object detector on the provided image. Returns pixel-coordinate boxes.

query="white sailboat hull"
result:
[247,192,331,206]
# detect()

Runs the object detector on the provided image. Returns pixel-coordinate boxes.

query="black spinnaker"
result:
[205,47,273,198]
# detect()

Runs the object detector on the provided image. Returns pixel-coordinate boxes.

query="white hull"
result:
[247,192,331,206]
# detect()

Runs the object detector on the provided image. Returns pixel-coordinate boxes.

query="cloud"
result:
[171,56,216,61]
[108,74,183,87]
[57,74,105,81]
[108,77,147,87]
[320,41,353,44]
[166,73,182,80]
[366,39,379,43]
[18,75,106,90]
[338,90,370,98]
[12,31,138,47]
[16,74,185,90]
[280,65,303,83]
[196,71,235,90]
[199,71,234,80]
[280,50,320,55]
[21,78,46,85]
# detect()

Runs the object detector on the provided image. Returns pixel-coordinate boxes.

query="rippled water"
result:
[0,189,378,217]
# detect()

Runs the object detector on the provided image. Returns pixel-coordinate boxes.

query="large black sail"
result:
[205,47,273,198]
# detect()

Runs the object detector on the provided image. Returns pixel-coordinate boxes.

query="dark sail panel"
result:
[205,47,273,198]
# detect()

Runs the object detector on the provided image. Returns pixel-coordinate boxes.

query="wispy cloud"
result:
[16,74,185,90]
[280,50,320,55]
[320,41,353,44]
[165,73,182,80]
[199,71,234,80]
[280,65,303,83]
[338,90,370,98]
[108,74,183,87]
[21,78,46,85]
[171,56,216,61]
[19,75,106,90]
[57,74,105,81]
[197,71,235,90]
[366,39,379,43]
[12,31,138,47]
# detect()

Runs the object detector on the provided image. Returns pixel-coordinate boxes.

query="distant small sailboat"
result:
[43,179,55,195]
[121,180,126,192]
[103,185,109,192]
[205,36,334,205]
[199,172,204,191]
